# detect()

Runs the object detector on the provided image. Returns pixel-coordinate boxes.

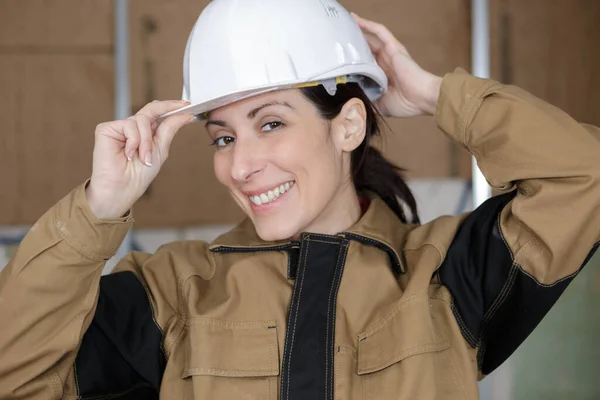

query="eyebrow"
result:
[247,101,293,119]
[205,101,294,128]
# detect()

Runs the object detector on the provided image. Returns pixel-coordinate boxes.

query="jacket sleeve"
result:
[0,183,207,399]
[435,69,600,375]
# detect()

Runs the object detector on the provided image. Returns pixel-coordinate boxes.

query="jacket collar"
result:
[209,196,412,273]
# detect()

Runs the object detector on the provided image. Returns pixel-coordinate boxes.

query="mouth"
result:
[246,180,295,208]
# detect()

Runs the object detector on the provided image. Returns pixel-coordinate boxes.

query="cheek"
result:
[280,125,337,166]
[213,152,232,187]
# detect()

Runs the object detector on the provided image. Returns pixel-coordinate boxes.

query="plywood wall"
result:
[0,1,114,224]
[1,0,598,226]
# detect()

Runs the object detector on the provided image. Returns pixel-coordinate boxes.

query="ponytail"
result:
[301,83,420,224]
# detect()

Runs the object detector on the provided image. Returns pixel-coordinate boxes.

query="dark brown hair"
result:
[301,83,420,224]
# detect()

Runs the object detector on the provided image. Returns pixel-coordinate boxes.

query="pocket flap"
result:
[183,318,280,378]
[357,295,450,375]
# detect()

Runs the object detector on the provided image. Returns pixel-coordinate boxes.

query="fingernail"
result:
[145,154,153,167]
[127,150,134,161]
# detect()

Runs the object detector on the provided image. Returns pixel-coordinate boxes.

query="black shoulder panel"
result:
[75,271,165,399]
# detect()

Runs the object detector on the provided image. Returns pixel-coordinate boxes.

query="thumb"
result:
[155,114,198,158]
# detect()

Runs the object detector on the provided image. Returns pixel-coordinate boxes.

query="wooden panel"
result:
[129,0,472,226]
[0,54,114,225]
[0,57,21,224]
[0,0,113,48]
[490,0,600,126]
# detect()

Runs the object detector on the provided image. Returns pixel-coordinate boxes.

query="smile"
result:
[248,181,295,205]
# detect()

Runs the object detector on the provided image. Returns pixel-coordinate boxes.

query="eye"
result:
[261,121,284,132]
[211,136,235,148]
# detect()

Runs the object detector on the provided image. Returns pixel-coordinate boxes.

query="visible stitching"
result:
[481,264,518,328]
[403,243,445,273]
[477,341,487,371]
[476,264,518,370]
[130,269,167,359]
[269,328,274,378]
[164,273,193,352]
[494,213,589,288]
[459,81,498,147]
[358,294,422,338]
[360,341,450,373]
[306,233,342,241]
[451,302,478,347]
[334,350,340,400]
[184,366,276,375]
[441,348,469,400]
[280,262,300,399]
[210,243,294,253]
[306,238,342,245]
[186,318,276,329]
[342,232,404,273]
[332,243,348,398]
[480,215,518,326]
[286,239,309,400]
[53,205,126,262]
[515,261,585,287]
[438,257,478,347]
[281,237,310,399]
[73,361,81,397]
[325,242,348,400]
[290,238,310,398]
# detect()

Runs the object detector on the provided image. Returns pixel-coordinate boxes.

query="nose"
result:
[230,136,266,182]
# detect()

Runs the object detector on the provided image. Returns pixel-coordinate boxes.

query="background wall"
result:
[0,1,599,398]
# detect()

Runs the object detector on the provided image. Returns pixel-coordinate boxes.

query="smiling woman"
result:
[1,0,600,399]
[205,85,418,241]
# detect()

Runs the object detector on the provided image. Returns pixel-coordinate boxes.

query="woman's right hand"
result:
[85,100,196,219]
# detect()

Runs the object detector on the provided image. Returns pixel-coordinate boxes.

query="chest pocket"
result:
[182,318,280,400]
[356,294,455,400]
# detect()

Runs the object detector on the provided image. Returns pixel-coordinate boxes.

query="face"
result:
[206,89,367,241]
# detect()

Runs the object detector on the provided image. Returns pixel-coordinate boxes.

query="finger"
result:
[129,114,154,166]
[95,121,126,143]
[154,114,197,160]
[121,119,141,161]
[363,31,385,54]
[135,100,191,121]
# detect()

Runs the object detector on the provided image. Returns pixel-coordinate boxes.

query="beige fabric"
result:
[1,70,598,399]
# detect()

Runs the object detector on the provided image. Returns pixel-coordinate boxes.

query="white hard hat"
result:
[161,0,388,119]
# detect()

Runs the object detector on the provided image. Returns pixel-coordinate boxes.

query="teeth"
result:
[248,181,295,206]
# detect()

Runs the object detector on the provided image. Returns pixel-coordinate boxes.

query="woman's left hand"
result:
[352,13,442,117]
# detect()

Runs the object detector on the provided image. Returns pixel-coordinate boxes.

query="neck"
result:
[295,180,362,238]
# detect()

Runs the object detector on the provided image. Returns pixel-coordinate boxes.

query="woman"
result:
[1,0,599,399]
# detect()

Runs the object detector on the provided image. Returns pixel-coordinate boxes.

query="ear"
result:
[331,98,367,153]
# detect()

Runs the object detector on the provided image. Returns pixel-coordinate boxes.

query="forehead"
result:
[208,88,308,120]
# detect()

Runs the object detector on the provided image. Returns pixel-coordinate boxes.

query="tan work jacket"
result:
[1,70,599,400]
